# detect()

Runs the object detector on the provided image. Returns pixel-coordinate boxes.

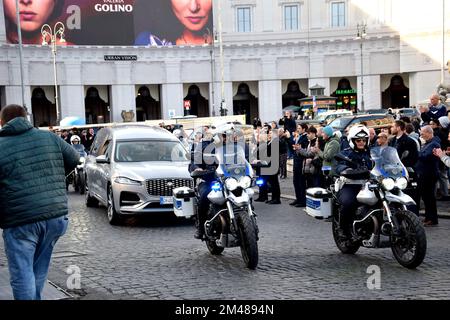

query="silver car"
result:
[84,125,193,225]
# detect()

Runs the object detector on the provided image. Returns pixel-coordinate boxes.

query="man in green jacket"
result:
[317,126,341,182]
[0,105,79,300]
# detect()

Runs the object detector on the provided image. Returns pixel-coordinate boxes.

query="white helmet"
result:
[70,135,81,144]
[347,124,369,149]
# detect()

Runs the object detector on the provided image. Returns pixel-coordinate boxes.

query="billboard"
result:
[3,0,213,46]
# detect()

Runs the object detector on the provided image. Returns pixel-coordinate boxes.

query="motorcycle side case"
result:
[173,187,196,218]
[306,187,332,219]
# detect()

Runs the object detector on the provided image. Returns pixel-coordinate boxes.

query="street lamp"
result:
[356,22,367,113]
[217,0,227,116]
[206,27,216,117]
[41,22,66,126]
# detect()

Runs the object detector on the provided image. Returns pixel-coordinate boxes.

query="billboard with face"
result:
[2,0,213,46]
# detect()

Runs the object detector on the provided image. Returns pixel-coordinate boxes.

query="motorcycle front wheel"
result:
[391,210,426,269]
[237,212,259,270]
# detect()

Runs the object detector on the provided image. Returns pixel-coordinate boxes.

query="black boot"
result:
[254,197,268,202]
[194,216,205,239]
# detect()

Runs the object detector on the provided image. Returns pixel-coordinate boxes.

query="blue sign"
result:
[306,198,321,210]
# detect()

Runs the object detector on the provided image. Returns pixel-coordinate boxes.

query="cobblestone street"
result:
[2,191,449,300]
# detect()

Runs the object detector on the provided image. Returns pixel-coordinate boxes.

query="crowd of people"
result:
[50,127,97,152]
[245,94,449,227]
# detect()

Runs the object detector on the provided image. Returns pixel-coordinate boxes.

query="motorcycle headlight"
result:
[79,157,85,164]
[239,176,252,189]
[225,178,239,191]
[114,177,142,185]
[382,178,395,191]
[396,177,408,190]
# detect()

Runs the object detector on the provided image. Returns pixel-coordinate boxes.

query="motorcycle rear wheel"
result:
[237,212,259,270]
[332,217,360,254]
[391,210,426,269]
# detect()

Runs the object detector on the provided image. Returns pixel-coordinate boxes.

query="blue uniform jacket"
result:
[335,147,373,175]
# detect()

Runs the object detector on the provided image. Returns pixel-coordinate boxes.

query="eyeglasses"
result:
[355,138,367,143]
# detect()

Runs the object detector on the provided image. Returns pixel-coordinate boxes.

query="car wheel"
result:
[85,176,99,207]
[107,185,122,225]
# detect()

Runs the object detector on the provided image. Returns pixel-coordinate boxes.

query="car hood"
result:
[112,161,191,181]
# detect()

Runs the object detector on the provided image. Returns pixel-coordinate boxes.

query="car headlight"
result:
[225,178,239,191]
[382,178,395,191]
[239,176,252,189]
[114,177,142,185]
[396,177,408,190]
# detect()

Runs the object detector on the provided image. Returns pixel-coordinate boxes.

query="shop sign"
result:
[104,55,137,61]
[336,89,356,95]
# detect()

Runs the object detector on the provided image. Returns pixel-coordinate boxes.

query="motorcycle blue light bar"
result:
[255,178,265,187]
[211,181,222,191]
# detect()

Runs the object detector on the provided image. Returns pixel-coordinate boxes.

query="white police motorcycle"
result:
[190,143,264,270]
[72,144,87,194]
[331,146,426,269]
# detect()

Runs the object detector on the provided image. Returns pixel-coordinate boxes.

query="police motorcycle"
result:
[65,135,87,193]
[190,130,264,270]
[72,144,87,194]
[331,146,426,269]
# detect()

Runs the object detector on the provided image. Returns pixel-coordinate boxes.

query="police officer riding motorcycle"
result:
[335,125,373,241]
[331,125,427,268]
[189,126,261,269]
[66,135,87,192]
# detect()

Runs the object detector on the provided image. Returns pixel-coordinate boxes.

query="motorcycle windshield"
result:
[72,144,87,157]
[215,144,252,178]
[370,146,408,179]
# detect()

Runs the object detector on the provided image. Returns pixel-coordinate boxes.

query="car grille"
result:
[146,179,194,196]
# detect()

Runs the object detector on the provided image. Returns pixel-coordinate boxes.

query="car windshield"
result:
[330,117,352,130]
[315,113,328,121]
[370,146,408,179]
[115,140,188,162]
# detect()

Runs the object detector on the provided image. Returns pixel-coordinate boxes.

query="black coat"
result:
[389,134,419,168]
[292,133,309,169]
[279,136,289,155]
[283,117,297,135]
[415,137,441,178]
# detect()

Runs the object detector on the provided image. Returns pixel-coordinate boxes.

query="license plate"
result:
[160,196,173,205]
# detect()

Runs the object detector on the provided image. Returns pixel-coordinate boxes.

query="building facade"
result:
[0,0,449,126]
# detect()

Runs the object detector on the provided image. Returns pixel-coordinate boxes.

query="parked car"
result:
[296,109,353,127]
[364,109,388,115]
[395,107,421,121]
[84,125,193,225]
[329,114,395,133]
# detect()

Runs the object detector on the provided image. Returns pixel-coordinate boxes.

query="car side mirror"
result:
[96,155,110,164]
